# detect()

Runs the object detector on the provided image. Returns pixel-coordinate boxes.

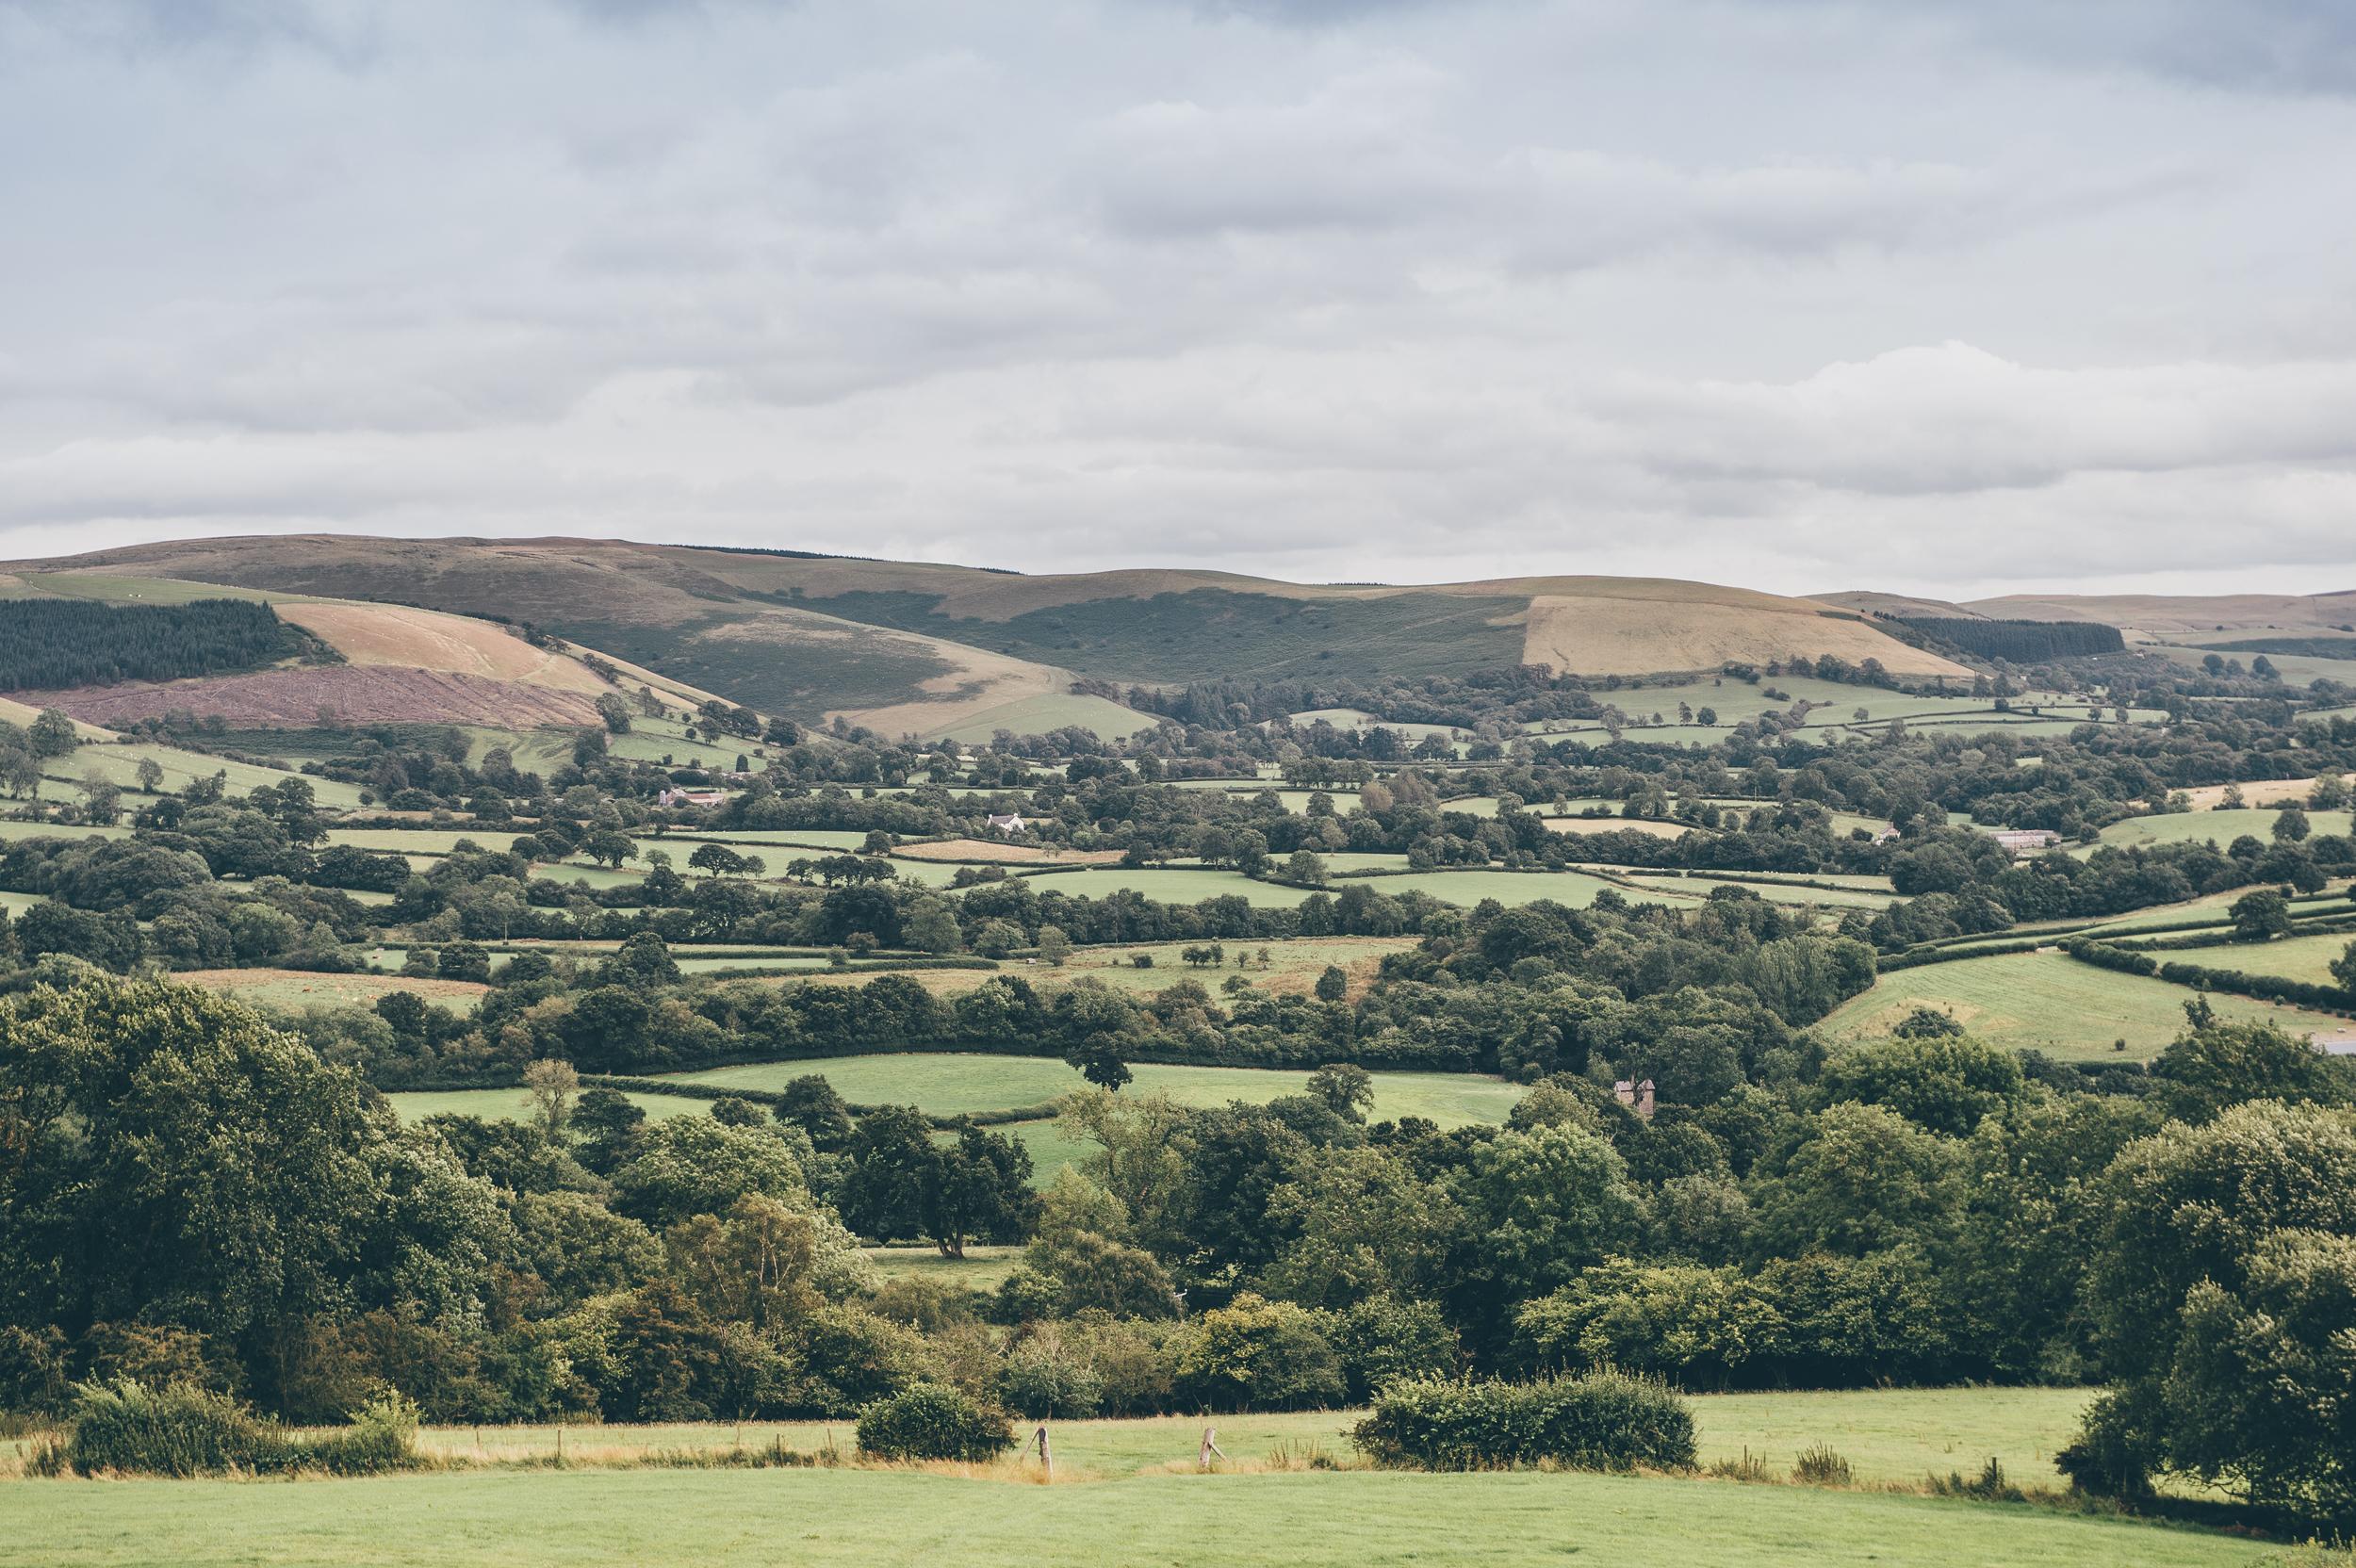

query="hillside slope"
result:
[1963,590,2356,638]
[0,571,712,730]
[7,538,1972,727]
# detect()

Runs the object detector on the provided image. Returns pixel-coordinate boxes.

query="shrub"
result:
[1929,1456,2021,1502]
[1792,1444,1854,1486]
[1351,1372,1695,1472]
[66,1380,290,1477]
[855,1383,1013,1462]
[1170,1294,1346,1412]
[1709,1446,1774,1482]
[62,1380,420,1477]
[303,1390,421,1476]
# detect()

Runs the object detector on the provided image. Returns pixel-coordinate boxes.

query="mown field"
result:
[0,1455,2278,1568]
[2191,928,2356,986]
[1823,949,2353,1059]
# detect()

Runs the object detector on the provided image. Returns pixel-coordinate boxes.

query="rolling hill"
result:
[1,536,1973,736]
[0,570,731,731]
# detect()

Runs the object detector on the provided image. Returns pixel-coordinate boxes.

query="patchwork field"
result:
[1824,949,2354,1060]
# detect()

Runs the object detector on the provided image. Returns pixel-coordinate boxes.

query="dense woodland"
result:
[0,598,319,692]
[4,633,2356,1524]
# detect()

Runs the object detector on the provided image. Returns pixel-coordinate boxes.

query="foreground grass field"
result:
[0,1462,2275,1568]
[1822,949,2352,1059]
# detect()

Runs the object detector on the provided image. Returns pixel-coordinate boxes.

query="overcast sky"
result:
[3,0,2354,599]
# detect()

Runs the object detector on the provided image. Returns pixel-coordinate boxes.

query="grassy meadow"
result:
[1823,949,2354,1060]
[654,1054,1527,1128]
[0,1446,2281,1568]
[2189,928,2356,986]
[2092,808,2354,851]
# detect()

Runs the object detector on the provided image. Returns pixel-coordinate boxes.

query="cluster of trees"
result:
[0,598,315,692]
[8,968,2353,1527]
[1896,617,2126,663]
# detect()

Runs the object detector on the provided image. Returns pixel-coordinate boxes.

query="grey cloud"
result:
[0,0,2352,596]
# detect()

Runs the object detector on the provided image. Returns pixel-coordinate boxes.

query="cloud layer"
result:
[2,0,2353,597]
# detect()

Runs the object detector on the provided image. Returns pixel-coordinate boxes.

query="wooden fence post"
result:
[1033,1424,1052,1480]
[1199,1427,1225,1471]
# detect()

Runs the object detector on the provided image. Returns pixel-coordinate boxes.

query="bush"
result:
[1170,1294,1346,1412]
[303,1390,421,1475]
[855,1383,1013,1462]
[66,1379,287,1477]
[62,1380,420,1477]
[1351,1372,1695,1472]
[1792,1444,1854,1486]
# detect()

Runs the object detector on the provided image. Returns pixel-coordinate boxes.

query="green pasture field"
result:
[1824,949,2353,1060]
[2176,929,2356,987]
[0,1453,2276,1568]
[875,858,969,888]
[38,741,367,809]
[861,1243,1023,1290]
[324,827,519,855]
[2151,642,2356,688]
[385,1088,707,1126]
[0,890,46,915]
[650,1053,1527,1129]
[2092,808,2353,851]
[672,956,835,974]
[1008,867,1320,907]
[652,828,878,850]
[1615,872,1895,909]
[0,819,127,842]
[931,693,1162,745]
[1042,935,1416,996]
[1351,867,1684,908]
[984,1119,1101,1184]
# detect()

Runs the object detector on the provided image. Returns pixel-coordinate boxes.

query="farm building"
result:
[1612,1078,1656,1119]
[986,811,1028,834]
[1984,828,2063,856]
[657,787,729,808]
